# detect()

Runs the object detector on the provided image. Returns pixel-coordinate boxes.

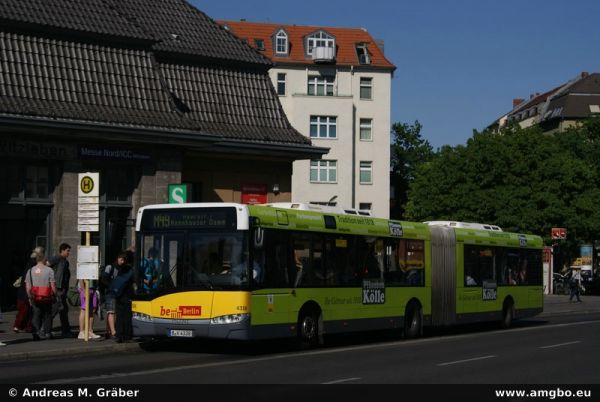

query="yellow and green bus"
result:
[131,203,543,345]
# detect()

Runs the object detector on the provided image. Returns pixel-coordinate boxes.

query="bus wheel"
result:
[298,311,320,347]
[404,302,423,339]
[501,300,514,329]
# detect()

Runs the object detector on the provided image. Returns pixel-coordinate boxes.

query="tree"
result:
[404,119,600,261]
[390,120,433,219]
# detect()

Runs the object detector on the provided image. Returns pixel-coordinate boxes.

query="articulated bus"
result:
[131,203,543,345]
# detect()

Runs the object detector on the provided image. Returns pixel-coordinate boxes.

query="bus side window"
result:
[292,235,310,288]
[261,230,291,288]
[338,236,358,286]
[310,236,325,286]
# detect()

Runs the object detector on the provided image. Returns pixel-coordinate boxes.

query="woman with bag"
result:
[12,247,43,333]
[25,250,56,341]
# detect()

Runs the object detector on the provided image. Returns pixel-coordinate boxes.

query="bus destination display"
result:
[141,208,236,230]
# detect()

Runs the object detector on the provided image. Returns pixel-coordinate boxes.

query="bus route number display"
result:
[388,222,403,237]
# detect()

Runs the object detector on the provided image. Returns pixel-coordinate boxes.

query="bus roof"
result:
[425,221,503,232]
[266,202,372,216]
[251,204,427,239]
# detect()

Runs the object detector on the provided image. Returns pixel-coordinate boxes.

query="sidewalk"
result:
[0,305,140,362]
[1,295,599,362]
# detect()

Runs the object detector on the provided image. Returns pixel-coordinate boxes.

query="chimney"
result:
[513,98,525,108]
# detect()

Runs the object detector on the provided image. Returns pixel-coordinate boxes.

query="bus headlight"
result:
[133,312,154,322]
[210,314,249,325]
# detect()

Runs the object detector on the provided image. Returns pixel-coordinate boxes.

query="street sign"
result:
[77,224,99,232]
[76,262,99,280]
[78,172,99,197]
[78,172,99,232]
[551,227,567,240]
[77,245,99,263]
[78,196,99,204]
[168,184,188,204]
[77,210,99,218]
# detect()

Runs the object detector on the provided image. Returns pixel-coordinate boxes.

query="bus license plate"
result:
[168,329,193,338]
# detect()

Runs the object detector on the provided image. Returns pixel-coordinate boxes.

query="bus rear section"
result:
[428,224,544,328]
[131,203,255,340]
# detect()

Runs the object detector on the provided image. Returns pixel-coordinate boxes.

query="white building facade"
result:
[220,22,395,218]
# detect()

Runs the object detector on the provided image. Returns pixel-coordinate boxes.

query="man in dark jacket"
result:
[48,243,73,337]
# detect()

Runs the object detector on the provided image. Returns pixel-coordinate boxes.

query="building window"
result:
[359,118,372,140]
[360,77,373,100]
[310,116,337,138]
[359,161,372,184]
[356,44,371,64]
[275,30,288,55]
[255,39,265,51]
[0,161,54,202]
[277,73,286,96]
[310,160,337,183]
[359,202,372,211]
[25,165,49,199]
[306,31,335,55]
[307,75,335,96]
[102,167,133,203]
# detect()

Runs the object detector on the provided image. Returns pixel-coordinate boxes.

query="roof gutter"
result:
[0,114,221,146]
[210,138,329,159]
[0,114,328,158]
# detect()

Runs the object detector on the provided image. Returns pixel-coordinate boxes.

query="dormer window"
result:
[356,44,371,65]
[306,31,335,56]
[275,29,288,55]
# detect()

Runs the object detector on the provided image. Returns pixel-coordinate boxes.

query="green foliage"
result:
[390,120,433,219]
[405,118,600,259]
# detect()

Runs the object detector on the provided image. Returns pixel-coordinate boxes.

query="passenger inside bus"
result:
[465,267,478,286]
[141,247,161,293]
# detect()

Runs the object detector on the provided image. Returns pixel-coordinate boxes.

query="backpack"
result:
[99,264,115,294]
[109,268,133,298]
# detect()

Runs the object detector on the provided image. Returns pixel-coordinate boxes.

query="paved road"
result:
[0,294,598,364]
[1,311,599,384]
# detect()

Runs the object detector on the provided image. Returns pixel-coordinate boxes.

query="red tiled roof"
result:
[218,20,395,70]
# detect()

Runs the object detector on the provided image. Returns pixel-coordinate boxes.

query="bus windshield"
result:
[136,231,249,297]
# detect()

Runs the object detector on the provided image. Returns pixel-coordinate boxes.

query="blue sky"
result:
[192,0,600,149]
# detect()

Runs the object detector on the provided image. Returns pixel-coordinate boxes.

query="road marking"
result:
[437,355,496,366]
[38,319,600,384]
[539,341,582,349]
[322,377,361,384]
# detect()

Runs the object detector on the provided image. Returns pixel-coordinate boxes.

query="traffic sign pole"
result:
[85,232,90,342]
[77,172,99,342]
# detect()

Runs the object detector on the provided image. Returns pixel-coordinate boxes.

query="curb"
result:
[0,340,142,363]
